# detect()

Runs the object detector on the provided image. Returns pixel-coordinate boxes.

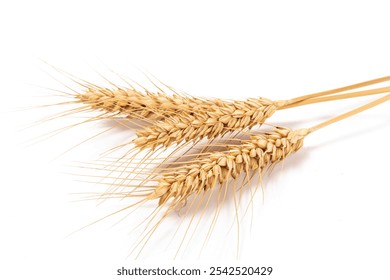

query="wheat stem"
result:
[285,75,390,105]
[309,93,390,133]
[280,86,390,109]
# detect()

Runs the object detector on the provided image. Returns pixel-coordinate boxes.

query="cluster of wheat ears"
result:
[46,70,390,258]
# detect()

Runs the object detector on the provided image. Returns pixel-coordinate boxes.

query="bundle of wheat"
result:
[43,70,390,258]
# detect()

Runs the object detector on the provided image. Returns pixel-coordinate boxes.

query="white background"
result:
[1,0,390,279]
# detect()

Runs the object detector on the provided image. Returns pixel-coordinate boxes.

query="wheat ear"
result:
[66,74,390,125]
[146,127,307,206]
[133,79,390,150]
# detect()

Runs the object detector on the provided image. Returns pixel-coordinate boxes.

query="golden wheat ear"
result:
[77,74,390,121]
[143,127,307,208]
[43,64,390,129]
[132,76,390,151]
